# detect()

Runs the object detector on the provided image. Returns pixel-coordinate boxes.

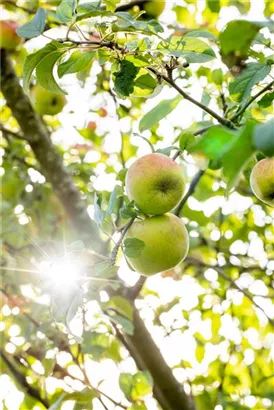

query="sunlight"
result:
[39,260,81,286]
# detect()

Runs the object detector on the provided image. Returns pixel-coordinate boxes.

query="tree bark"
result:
[1,49,196,410]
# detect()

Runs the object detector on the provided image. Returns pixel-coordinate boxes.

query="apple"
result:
[88,121,97,131]
[124,213,189,276]
[250,158,274,207]
[0,20,21,50]
[31,84,66,116]
[125,153,185,215]
[143,0,165,19]
[98,107,108,118]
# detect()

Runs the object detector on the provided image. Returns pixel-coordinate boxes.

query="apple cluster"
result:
[124,153,189,276]
[250,158,274,207]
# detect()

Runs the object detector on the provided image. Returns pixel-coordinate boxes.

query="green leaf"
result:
[114,12,164,36]
[56,0,77,23]
[139,95,182,132]
[17,8,46,39]
[220,20,261,56]
[185,30,216,41]
[120,201,138,220]
[196,344,205,363]
[48,394,67,410]
[113,60,139,97]
[66,388,97,402]
[222,121,256,189]
[103,0,119,12]
[257,91,274,108]
[119,373,133,399]
[93,262,119,279]
[124,237,145,258]
[189,126,236,159]
[253,119,274,156]
[109,313,134,335]
[179,133,195,151]
[131,371,153,400]
[58,51,95,78]
[107,296,133,320]
[207,0,220,13]
[106,185,123,217]
[229,63,271,106]
[134,73,157,91]
[23,42,63,92]
[36,49,68,94]
[94,193,105,228]
[158,36,216,63]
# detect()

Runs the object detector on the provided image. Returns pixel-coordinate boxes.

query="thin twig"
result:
[148,68,235,129]
[230,80,274,123]
[110,218,135,267]
[174,170,205,216]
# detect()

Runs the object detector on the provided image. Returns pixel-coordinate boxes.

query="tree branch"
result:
[0,350,49,408]
[230,80,274,123]
[149,68,235,129]
[174,170,205,216]
[0,49,104,251]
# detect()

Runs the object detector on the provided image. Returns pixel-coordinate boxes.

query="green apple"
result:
[143,0,166,18]
[31,84,67,116]
[250,158,274,207]
[125,153,185,215]
[0,20,22,50]
[124,213,189,276]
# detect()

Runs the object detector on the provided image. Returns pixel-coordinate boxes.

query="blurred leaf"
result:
[253,119,274,156]
[107,296,133,320]
[139,95,182,132]
[17,8,46,39]
[119,373,133,399]
[36,48,68,94]
[58,51,95,78]
[56,0,77,23]
[131,371,153,400]
[229,63,271,106]
[257,91,274,108]
[220,20,260,56]
[124,237,145,258]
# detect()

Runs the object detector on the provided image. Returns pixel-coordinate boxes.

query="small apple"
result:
[98,107,108,118]
[250,158,274,207]
[0,20,22,50]
[125,153,185,215]
[143,0,165,19]
[88,121,97,131]
[31,84,66,116]
[124,213,189,276]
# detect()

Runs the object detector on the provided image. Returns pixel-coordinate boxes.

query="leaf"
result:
[222,121,256,189]
[158,36,216,63]
[23,42,64,92]
[253,119,274,156]
[185,30,216,41]
[120,201,138,220]
[229,63,271,106]
[93,262,119,279]
[220,20,261,56]
[58,51,95,78]
[134,73,157,91]
[106,185,123,217]
[65,388,97,402]
[114,12,164,36]
[131,371,153,400]
[189,126,236,159]
[48,393,67,410]
[113,60,139,97]
[56,0,77,23]
[139,95,182,132]
[107,296,133,320]
[94,193,105,228]
[123,237,145,258]
[257,91,274,108]
[119,373,133,399]
[195,344,205,363]
[36,49,68,94]
[109,313,134,335]
[17,8,46,39]
[103,0,119,12]
[179,133,195,151]
[207,0,220,13]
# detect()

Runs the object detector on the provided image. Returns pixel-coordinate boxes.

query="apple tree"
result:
[0,1,274,410]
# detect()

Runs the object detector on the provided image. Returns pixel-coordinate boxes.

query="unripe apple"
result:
[250,158,274,207]
[0,20,21,50]
[126,153,185,215]
[88,121,97,131]
[31,84,66,116]
[143,0,165,18]
[98,107,108,117]
[124,213,189,276]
